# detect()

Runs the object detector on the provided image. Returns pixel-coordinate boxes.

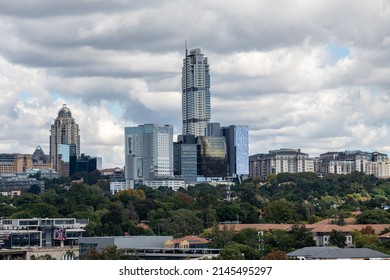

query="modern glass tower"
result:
[221,125,249,178]
[50,105,80,172]
[182,48,211,137]
[124,124,174,181]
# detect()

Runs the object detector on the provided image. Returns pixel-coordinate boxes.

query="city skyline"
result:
[1,1,390,168]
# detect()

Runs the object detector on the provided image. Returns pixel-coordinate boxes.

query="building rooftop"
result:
[287,246,390,259]
[214,222,390,234]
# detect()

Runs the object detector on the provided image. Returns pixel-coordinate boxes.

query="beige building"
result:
[50,105,80,172]
[0,146,53,175]
[0,154,32,174]
[249,149,314,179]
[319,151,390,178]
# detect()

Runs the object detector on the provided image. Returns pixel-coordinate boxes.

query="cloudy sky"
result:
[1,0,390,168]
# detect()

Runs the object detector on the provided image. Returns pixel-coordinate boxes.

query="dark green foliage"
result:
[149,208,204,237]
[207,224,235,249]
[5,171,390,259]
[28,184,41,195]
[263,199,300,223]
[329,230,347,248]
[356,210,390,224]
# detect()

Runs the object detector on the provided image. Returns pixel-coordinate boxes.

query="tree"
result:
[264,230,297,253]
[152,209,204,237]
[121,220,153,236]
[133,199,156,221]
[262,250,288,260]
[14,192,41,206]
[28,184,41,195]
[216,203,244,223]
[357,210,390,224]
[290,224,316,248]
[329,230,346,248]
[193,184,219,209]
[30,203,59,218]
[218,243,245,260]
[353,230,378,248]
[207,224,235,249]
[238,182,263,207]
[115,189,146,205]
[263,199,299,223]
[66,184,109,211]
[232,228,259,248]
[40,189,59,205]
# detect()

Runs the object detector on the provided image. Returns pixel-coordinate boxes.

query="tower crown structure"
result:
[58,104,72,118]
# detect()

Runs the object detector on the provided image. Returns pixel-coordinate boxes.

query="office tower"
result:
[50,105,80,172]
[174,135,198,182]
[206,123,221,137]
[182,48,211,137]
[221,125,249,178]
[124,124,174,181]
[57,144,71,177]
[74,154,97,174]
[197,136,227,178]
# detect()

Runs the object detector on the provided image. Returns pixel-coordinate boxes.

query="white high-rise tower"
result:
[182,48,211,136]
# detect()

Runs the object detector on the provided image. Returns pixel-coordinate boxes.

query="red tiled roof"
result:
[218,224,293,232]
[312,217,357,225]
[379,233,390,238]
[215,223,390,235]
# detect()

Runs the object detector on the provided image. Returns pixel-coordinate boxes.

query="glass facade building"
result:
[221,125,249,177]
[174,135,198,182]
[197,136,227,178]
[124,124,173,180]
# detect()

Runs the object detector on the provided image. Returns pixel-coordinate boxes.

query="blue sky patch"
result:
[326,44,350,63]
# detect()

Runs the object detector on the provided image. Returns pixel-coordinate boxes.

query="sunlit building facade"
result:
[249,149,314,179]
[197,136,227,178]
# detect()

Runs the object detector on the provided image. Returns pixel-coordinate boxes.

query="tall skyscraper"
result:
[124,124,174,181]
[182,48,211,136]
[50,105,80,172]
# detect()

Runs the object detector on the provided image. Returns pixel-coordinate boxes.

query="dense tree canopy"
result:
[2,171,390,259]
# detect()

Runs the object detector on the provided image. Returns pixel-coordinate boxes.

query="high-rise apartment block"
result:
[318,150,390,178]
[249,149,314,179]
[182,48,211,137]
[50,105,80,172]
